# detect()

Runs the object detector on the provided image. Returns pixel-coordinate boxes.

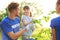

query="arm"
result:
[22,19,32,26]
[51,28,56,40]
[50,19,56,40]
[22,15,32,26]
[1,21,27,40]
[7,28,26,40]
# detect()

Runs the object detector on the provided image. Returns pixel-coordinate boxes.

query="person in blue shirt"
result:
[50,0,60,40]
[22,6,35,40]
[1,2,27,40]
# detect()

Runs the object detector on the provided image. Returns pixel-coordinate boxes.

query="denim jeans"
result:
[22,37,34,40]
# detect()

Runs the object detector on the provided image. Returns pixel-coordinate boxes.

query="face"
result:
[23,9,30,16]
[56,4,60,14]
[13,7,20,16]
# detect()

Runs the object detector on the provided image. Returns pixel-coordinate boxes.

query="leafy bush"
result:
[30,18,51,40]
[32,28,51,40]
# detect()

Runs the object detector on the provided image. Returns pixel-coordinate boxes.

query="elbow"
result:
[7,32,18,40]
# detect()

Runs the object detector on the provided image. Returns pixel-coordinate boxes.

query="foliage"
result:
[0,9,8,22]
[0,1,56,40]
[32,28,51,40]
[31,10,55,40]
[31,18,51,40]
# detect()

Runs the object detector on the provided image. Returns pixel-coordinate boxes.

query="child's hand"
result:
[25,25,30,30]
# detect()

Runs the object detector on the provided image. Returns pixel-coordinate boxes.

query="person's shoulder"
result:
[22,15,26,17]
[16,17,20,20]
[1,16,8,22]
[1,16,9,25]
[16,17,20,23]
[51,17,60,22]
[22,15,27,19]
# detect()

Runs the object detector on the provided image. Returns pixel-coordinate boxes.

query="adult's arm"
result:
[51,28,56,40]
[1,21,27,40]
[7,28,26,40]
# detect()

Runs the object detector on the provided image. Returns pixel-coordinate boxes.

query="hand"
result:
[30,20,33,23]
[25,25,30,30]
[23,28,27,32]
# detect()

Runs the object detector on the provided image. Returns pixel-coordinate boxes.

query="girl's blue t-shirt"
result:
[22,15,35,36]
[1,16,20,40]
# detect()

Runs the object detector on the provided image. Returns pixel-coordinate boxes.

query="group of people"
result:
[1,0,60,40]
[0,2,35,40]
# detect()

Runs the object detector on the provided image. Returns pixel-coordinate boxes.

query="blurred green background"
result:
[0,0,57,40]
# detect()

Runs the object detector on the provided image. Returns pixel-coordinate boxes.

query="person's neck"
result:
[25,15,30,17]
[58,14,60,16]
[8,12,16,20]
[57,14,60,16]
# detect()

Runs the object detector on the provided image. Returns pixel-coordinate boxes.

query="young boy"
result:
[1,2,27,40]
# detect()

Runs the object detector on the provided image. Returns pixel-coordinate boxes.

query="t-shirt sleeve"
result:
[16,17,20,23]
[22,15,26,20]
[50,19,56,28]
[1,21,13,33]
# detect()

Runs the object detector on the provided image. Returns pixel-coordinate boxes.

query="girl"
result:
[22,6,35,40]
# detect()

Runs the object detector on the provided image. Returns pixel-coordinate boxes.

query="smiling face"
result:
[23,9,30,16]
[23,6,31,17]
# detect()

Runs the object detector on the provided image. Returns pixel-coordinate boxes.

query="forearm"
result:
[22,19,32,26]
[7,28,26,40]
[14,29,26,38]
[25,22,31,26]
[24,21,31,26]
[52,28,56,40]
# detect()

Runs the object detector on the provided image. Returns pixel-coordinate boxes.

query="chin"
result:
[16,14,20,17]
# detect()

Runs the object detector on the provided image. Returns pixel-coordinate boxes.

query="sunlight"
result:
[0,0,58,40]
[0,0,57,27]
[0,0,57,11]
